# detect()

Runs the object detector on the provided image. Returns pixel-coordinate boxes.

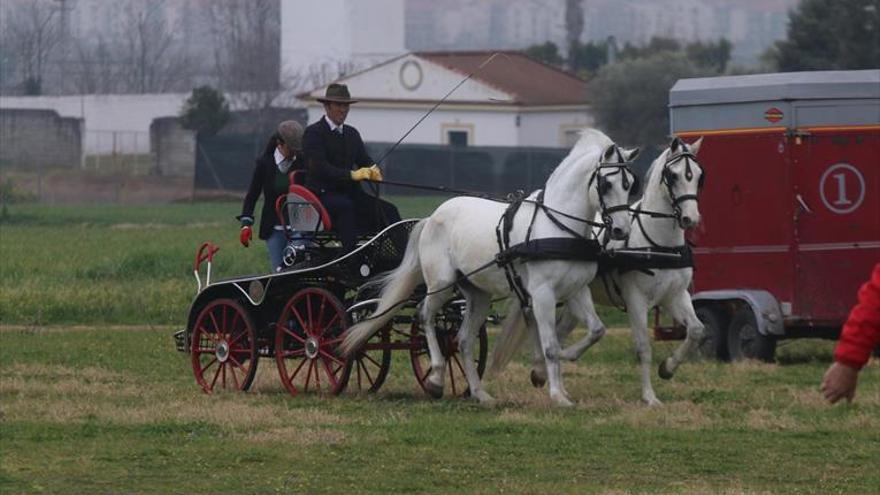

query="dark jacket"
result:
[302,117,373,194]
[239,152,303,240]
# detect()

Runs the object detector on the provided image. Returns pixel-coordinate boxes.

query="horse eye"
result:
[664,170,678,184]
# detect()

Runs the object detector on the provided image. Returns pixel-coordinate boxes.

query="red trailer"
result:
[668,70,880,361]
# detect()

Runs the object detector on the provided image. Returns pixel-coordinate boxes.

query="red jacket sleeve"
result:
[834,263,880,369]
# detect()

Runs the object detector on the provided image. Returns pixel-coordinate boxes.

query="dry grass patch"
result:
[238,426,347,445]
[745,408,802,431]
[594,400,713,429]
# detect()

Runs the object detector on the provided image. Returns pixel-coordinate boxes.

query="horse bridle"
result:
[661,149,704,221]
[589,152,637,230]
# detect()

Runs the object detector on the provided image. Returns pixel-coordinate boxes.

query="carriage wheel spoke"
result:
[319,313,340,336]
[448,359,458,395]
[305,294,314,335]
[287,355,309,383]
[290,307,309,337]
[321,357,339,390]
[209,310,221,335]
[279,348,306,358]
[280,324,307,344]
[360,352,381,369]
[357,359,375,386]
[229,364,241,389]
[317,348,345,366]
[210,362,223,390]
[199,357,218,376]
[303,359,315,391]
[317,297,327,335]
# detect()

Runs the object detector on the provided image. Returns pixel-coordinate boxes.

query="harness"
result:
[493,162,631,316]
[597,146,705,310]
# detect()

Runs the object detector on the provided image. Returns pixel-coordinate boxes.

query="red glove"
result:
[240,225,252,247]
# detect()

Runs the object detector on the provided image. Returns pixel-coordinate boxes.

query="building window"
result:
[448,130,469,147]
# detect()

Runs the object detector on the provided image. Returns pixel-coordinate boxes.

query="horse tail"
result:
[340,219,427,357]
[486,300,531,377]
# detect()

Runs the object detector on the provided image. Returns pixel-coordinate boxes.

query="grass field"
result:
[1,202,878,493]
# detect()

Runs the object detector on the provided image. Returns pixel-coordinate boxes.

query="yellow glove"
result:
[369,165,383,181]
[350,167,372,181]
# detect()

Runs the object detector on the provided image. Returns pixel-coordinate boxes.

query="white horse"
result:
[490,136,705,406]
[341,129,638,407]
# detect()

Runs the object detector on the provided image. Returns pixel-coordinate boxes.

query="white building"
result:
[299,51,592,148]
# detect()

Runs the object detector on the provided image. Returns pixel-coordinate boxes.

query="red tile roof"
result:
[417,51,589,106]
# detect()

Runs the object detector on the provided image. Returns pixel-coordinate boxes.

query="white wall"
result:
[1,93,190,154]
[518,110,595,148]
[307,104,589,148]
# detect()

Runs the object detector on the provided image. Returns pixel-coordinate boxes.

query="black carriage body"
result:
[183,219,419,350]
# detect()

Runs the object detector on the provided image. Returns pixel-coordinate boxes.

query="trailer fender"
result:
[692,290,784,337]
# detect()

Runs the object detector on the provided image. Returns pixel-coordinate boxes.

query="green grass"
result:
[1,327,877,494]
[2,203,876,493]
[0,199,457,326]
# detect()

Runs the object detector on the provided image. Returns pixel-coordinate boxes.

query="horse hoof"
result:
[423,380,444,399]
[551,394,575,408]
[474,391,497,407]
[530,370,547,388]
[658,360,674,380]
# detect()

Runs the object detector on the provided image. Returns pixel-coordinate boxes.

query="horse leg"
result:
[419,288,454,399]
[658,292,705,380]
[559,288,607,361]
[530,290,573,407]
[530,292,599,388]
[457,284,495,404]
[624,291,662,406]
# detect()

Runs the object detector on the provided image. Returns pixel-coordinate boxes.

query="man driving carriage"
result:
[302,83,401,252]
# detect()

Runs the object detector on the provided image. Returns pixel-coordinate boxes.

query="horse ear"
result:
[689,136,703,155]
[670,136,683,152]
[623,147,640,162]
[603,144,616,161]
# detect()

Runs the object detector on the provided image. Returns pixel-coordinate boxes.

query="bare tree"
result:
[118,0,193,93]
[206,0,280,107]
[1,0,62,94]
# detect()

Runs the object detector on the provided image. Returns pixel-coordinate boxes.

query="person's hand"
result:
[369,164,383,181]
[351,167,372,181]
[821,362,859,404]
[240,225,252,247]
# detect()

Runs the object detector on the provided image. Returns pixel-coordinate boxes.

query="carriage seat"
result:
[276,171,332,234]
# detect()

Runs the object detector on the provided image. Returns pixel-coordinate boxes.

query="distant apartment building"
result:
[406,0,800,66]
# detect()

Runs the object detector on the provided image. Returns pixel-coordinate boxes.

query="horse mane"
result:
[545,128,611,190]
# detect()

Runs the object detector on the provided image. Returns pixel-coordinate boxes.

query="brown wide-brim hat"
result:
[317,83,359,104]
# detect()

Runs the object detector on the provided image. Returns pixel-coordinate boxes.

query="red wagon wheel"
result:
[275,287,349,396]
[190,298,259,393]
[410,306,488,398]
[342,323,392,393]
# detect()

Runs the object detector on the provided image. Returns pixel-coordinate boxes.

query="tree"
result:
[565,0,584,70]
[568,40,609,76]
[0,1,62,95]
[119,0,193,93]
[180,86,230,137]
[686,39,732,73]
[523,41,564,67]
[773,0,880,71]
[590,52,708,146]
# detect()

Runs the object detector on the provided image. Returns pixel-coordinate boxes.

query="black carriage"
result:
[174,179,487,398]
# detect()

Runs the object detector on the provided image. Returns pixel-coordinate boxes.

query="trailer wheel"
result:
[695,306,729,361]
[275,287,349,397]
[191,298,259,393]
[727,307,776,363]
[410,306,488,398]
